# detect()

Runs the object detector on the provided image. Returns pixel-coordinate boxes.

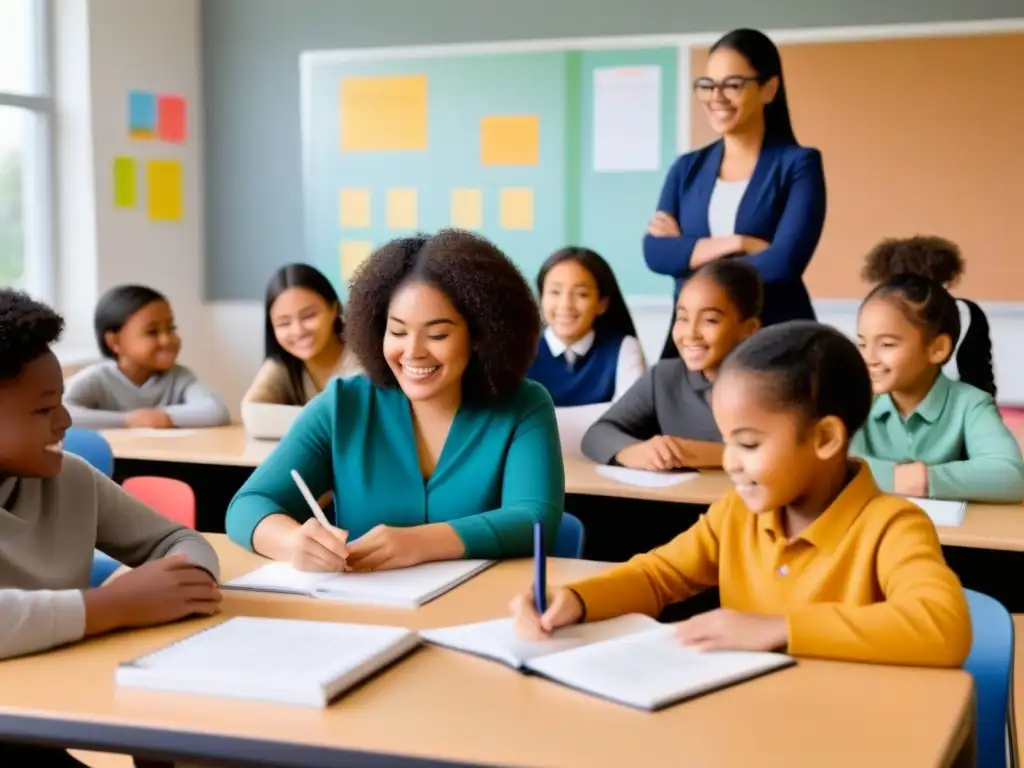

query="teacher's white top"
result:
[707,179,750,237]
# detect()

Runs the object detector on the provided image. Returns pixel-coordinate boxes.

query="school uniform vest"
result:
[527,333,623,407]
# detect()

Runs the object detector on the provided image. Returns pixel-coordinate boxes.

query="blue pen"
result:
[534,522,547,614]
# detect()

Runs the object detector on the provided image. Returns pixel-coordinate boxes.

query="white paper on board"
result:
[592,66,662,173]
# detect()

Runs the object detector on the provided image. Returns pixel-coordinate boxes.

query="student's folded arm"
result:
[447,391,564,560]
[733,150,826,283]
[567,502,726,622]
[225,390,336,551]
[581,371,660,464]
[92,467,220,579]
[643,158,700,277]
[242,360,291,406]
[0,589,87,660]
[63,369,129,428]
[927,397,1024,503]
[163,372,231,428]
[613,336,648,400]
[848,430,897,491]
[786,510,971,667]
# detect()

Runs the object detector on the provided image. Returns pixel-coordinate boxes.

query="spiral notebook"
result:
[224,559,494,607]
[116,616,420,707]
[422,616,794,711]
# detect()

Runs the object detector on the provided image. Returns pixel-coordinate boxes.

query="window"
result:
[0,0,52,297]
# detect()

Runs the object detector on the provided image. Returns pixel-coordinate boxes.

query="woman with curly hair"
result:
[226,230,564,571]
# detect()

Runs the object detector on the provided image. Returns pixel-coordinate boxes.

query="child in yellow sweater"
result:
[511,320,971,667]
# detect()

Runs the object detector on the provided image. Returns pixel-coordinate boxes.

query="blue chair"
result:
[553,513,585,558]
[62,428,123,587]
[963,589,1017,768]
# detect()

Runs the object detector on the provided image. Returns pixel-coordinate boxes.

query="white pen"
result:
[290,469,334,529]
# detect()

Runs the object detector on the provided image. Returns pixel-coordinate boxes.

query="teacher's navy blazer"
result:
[643,139,827,330]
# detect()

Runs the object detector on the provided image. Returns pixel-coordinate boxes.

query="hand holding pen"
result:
[287,469,351,573]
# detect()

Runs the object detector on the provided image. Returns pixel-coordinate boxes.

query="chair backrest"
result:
[122,476,197,529]
[63,428,114,476]
[963,589,1017,768]
[89,552,121,587]
[554,513,585,559]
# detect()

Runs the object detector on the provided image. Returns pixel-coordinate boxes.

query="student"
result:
[581,260,762,470]
[511,321,971,668]
[861,235,995,396]
[852,272,1024,503]
[226,230,563,571]
[527,247,645,407]
[242,264,361,438]
[0,290,221,765]
[64,285,230,429]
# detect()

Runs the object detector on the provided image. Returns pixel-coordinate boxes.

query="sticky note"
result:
[340,75,428,152]
[157,95,187,142]
[113,157,136,208]
[340,241,373,280]
[387,188,418,229]
[480,115,540,166]
[499,187,534,230]
[450,188,483,229]
[339,188,371,228]
[147,160,183,221]
[128,90,157,139]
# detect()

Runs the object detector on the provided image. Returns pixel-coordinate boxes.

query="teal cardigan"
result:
[225,376,565,559]
[850,374,1024,503]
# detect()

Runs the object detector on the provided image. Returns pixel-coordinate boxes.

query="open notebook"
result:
[905,497,966,527]
[421,615,794,711]
[116,617,420,707]
[224,559,494,608]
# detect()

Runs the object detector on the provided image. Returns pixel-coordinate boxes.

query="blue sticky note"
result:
[128,90,157,138]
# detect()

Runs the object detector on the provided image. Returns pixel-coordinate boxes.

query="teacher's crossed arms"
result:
[645,28,827,358]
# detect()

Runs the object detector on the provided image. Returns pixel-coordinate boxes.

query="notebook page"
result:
[595,465,698,489]
[126,617,416,685]
[527,626,793,710]
[421,614,659,668]
[904,497,966,527]
[311,559,493,607]
[224,562,335,594]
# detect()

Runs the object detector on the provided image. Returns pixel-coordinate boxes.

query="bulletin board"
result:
[301,44,679,296]
[691,32,1024,301]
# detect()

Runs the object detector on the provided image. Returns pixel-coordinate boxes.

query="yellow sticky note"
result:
[340,75,428,152]
[387,188,418,229]
[339,188,371,228]
[499,187,533,230]
[113,156,136,208]
[480,115,540,166]
[340,241,373,280]
[450,188,483,229]
[146,160,183,221]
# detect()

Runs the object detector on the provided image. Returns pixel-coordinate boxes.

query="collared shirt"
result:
[581,358,719,465]
[568,462,971,668]
[543,327,645,401]
[850,373,1024,503]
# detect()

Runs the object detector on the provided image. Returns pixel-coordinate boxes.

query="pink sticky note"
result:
[157,95,187,143]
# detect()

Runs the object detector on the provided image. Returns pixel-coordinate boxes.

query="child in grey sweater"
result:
[0,290,221,765]
[64,284,230,429]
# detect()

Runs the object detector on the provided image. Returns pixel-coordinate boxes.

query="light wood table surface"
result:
[0,536,975,767]
[102,425,271,468]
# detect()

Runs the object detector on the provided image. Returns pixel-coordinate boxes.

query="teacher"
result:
[645,28,827,359]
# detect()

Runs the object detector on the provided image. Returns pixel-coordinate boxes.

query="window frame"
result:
[0,0,55,301]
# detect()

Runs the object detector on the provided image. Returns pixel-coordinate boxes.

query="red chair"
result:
[122,476,197,529]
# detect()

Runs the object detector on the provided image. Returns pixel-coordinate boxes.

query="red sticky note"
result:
[157,95,187,143]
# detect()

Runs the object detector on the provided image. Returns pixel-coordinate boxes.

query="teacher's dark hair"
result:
[537,247,638,340]
[346,229,542,404]
[711,28,797,145]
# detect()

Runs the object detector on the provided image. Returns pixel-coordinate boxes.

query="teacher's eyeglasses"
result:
[693,76,762,101]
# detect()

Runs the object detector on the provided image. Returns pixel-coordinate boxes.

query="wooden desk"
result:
[0,536,975,767]
[102,425,267,468]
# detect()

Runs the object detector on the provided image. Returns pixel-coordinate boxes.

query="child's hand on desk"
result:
[125,409,174,429]
[616,436,691,471]
[894,462,928,497]
[509,587,584,640]
[674,609,788,653]
[82,555,221,635]
[289,518,351,572]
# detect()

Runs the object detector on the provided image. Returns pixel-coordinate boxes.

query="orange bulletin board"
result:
[690,33,1024,301]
